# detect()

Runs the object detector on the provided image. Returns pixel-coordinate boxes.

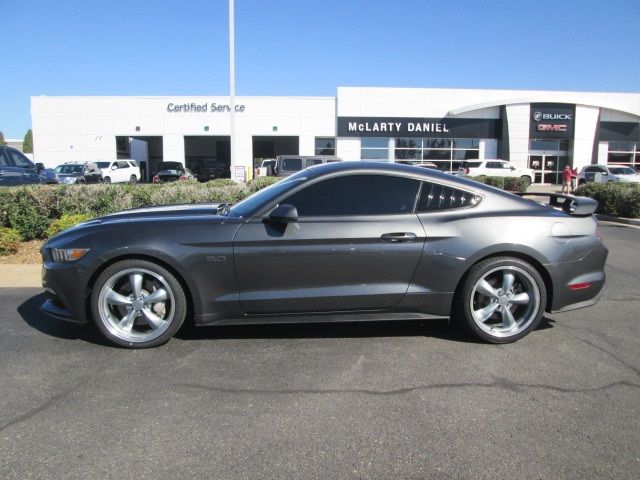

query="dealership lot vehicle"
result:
[152,161,196,182]
[41,162,607,348]
[96,160,140,184]
[0,145,44,186]
[273,155,341,177]
[55,162,103,184]
[459,159,535,185]
[578,163,640,184]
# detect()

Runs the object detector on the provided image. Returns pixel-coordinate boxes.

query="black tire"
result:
[453,257,546,343]
[90,259,187,348]
[103,176,111,184]
[520,176,532,187]
[129,175,137,185]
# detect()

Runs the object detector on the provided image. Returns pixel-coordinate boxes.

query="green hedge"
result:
[575,182,640,218]
[0,227,22,255]
[0,177,281,242]
[467,176,529,193]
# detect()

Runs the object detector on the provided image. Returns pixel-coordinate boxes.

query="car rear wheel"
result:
[454,257,546,343]
[129,175,137,184]
[520,176,531,187]
[91,259,187,348]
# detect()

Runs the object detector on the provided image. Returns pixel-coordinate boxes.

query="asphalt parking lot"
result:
[0,223,638,479]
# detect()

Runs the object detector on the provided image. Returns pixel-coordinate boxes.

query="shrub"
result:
[0,227,22,256]
[575,182,640,218]
[46,214,94,238]
[5,187,52,240]
[247,176,281,193]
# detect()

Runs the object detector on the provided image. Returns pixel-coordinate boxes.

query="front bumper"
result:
[41,260,92,325]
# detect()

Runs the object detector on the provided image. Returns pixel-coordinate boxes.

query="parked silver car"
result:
[41,162,607,348]
[578,164,640,184]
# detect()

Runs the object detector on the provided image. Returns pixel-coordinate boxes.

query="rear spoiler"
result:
[514,192,598,216]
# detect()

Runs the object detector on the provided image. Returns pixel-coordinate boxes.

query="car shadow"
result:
[19,292,555,346]
[17,292,110,346]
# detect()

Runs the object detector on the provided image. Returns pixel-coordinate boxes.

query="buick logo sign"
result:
[532,111,572,122]
[533,111,542,122]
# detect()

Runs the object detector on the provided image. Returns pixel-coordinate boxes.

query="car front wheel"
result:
[90,259,187,348]
[454,257,546,343]
[103,176,111,183]
[129,175,137,184]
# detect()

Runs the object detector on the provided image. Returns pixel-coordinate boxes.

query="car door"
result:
[233,173,426,314]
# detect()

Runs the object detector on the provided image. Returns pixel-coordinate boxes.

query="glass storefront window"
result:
[395,138,422,149]
[452,149,479,160]
[423,149,451,160]
[608,152,633,163]
[362,138,389,148]
[608,141,634,152]
[314,137,335,155]
[453,138,480,148]
[424,138,452,149]
[529,139,569,151]
[394,149,422,160]
[361,149,389,160]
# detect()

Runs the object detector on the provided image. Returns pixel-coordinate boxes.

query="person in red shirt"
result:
[562,165,572,193]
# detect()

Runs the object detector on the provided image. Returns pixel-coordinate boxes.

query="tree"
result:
[0,131,6,146]
[23,129,33,153]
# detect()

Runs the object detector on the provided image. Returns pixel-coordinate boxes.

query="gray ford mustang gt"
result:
[41,161,607,348]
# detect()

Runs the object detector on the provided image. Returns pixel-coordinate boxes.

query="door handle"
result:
[381,232,417,242]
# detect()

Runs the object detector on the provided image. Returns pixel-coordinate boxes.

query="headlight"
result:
[50,248,90,263]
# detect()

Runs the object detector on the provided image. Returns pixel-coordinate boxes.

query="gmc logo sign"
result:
[537,124,567,132]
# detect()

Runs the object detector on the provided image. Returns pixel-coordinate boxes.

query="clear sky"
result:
[2,0,639,139]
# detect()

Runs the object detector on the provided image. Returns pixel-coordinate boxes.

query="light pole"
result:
[229,0,236,180]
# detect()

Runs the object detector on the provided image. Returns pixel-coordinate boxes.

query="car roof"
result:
[301,161,518,194]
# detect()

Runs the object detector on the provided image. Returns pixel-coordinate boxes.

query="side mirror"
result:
[35,162,45,172]
[268,204,298,223]
[111,165,118,170]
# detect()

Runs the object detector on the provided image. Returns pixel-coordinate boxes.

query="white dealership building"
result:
[31,86,640,183]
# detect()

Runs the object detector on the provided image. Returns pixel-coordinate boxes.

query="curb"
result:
[596,214,640,227]
[0,264,41,288]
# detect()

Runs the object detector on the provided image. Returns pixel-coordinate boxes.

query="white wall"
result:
[573,105,600,170]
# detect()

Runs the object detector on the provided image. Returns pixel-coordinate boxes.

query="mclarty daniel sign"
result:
[530,103,574,139]
[337,117,499,138]
[166,102,246,113]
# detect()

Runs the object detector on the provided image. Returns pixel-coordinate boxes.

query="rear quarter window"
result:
[417,182,481,212]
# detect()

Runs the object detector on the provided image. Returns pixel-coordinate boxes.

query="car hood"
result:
[100,203,226,221]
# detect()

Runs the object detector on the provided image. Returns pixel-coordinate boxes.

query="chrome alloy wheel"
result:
[97,268,176,343]
[469,266,541,338]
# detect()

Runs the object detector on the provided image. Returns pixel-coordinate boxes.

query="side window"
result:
[305,159,323,167]
[0,150,9,167]
[283,174,420,216]
[486,162,501,169]
[281,158,302,171]
[417,182,481,212]
[117,161,129,169]
[7,149,33,168]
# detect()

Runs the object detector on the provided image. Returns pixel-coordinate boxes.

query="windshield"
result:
[229,173,308,218]
[57,164,83,174]
[609,167,636,175]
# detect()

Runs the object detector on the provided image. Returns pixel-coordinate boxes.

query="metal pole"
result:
[229,0,236,180]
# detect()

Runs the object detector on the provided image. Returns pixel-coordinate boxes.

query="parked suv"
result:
[273,155,342,177]
[96,160,141,184]
[578,164,640,184]
[0,145,44,186]
[55,162,104,184]
[459,160,535,186]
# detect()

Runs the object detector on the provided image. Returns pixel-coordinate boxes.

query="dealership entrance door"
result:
[528,140,570,184]
[184,136,230,180]
[252,136,299,168]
